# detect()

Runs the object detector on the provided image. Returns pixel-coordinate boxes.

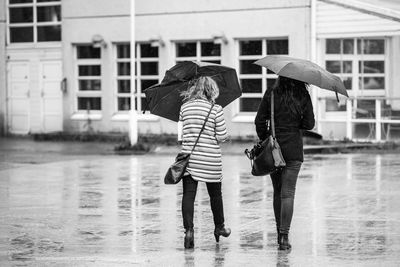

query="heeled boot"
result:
[278,233,291,250]
[214,225,231,242]
[184,228,194,249]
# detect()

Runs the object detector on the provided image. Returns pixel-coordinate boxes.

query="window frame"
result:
[174,40,222,64]
[112,42,160,121]
[72,44,102,119]
[7,0,61,45]
[234,37,289,118]
[322,37,387,99]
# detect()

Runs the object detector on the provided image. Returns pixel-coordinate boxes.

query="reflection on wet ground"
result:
[1,154,400,266]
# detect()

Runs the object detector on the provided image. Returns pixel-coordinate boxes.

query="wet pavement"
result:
[1,142,400,266]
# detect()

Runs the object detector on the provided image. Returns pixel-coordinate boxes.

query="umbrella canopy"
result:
[144,61,242,122]
[254,55,349,98]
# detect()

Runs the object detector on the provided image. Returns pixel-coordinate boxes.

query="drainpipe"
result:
[129,0,138,145]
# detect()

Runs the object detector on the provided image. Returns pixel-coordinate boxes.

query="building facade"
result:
[1,0,400,141]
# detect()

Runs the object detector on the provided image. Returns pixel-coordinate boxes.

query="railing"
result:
[316,97,400,142]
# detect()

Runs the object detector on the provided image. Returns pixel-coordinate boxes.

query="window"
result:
[76,45,102,111]
[175,41,221,64]
[238,38,289,112]
[8,0,61,43]
[115,43,159,112]
[325,38,385,97]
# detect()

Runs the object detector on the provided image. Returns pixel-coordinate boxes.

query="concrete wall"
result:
[0,0,6,135]
[62,0,312,137]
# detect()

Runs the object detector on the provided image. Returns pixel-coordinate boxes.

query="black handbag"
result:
[245,91,286,176]
[164,105,214,184]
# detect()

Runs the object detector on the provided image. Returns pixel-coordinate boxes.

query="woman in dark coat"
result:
[254,76,315,250]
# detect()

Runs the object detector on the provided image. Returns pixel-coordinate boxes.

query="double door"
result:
[7,60,63,134]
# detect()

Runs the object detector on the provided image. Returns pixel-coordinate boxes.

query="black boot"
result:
[278,233,291,250]
[214,225,231,242]
[184,228,194,249]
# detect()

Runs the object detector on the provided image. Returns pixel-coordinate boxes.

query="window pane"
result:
[326,61,341,73]
[241,79,261,93]
[37,25,61,41]
[176,42,196,57]
[240,60,261,74]
[267,78,277,90]
[359,61,384,73]
[357,39,384,54]
[140,97,149,111]
[118,80,131,93]
[343,39,354,54]
[141,44,158,57]
[240,98,261,112]
[37,6,61,22]
[141,62,158,75]
[10,0,32,3]
[79,65,101,76]
[141,80,158,91]
[9,27,33,42]
[201,42,221,56]
[77,46,101,59]
[326,39,340,54]
[118,62,130,76]
[343,61,352,73]
[10,7,33,23]
[343,77,352,90]
[117,44,130,58]
[360,77,385,90]
[326,99,346,112]
[79,80,101,91]
[267,39,288,55]
[78,97,101,110]
[240,40,261,55]
[118,97,131,111]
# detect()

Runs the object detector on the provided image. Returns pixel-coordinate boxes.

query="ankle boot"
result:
[184,228,194,249]
[214,225,231,242]
[278,233,291,250]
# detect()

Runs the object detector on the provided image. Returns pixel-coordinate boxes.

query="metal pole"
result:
[129,0,138,145]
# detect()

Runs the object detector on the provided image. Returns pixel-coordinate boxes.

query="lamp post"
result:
[129,0,138,145]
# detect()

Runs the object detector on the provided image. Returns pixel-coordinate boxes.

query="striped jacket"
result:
[179,99,228,182]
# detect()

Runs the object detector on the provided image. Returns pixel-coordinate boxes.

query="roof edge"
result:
[319,0,400,22]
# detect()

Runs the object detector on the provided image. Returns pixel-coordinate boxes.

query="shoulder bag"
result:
[164,104,214,184]
[245,91,286,176]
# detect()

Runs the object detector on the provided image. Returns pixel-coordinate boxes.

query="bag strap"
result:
[190,104,214,154]
[270,91,276,138]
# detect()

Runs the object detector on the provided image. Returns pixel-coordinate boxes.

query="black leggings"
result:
[270,161,302,235]
[182,175,225,230]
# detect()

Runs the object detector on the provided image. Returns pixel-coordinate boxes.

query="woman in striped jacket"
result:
[178,76,231,249]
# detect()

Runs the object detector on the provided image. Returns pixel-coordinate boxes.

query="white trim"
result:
[318,31,400,38]
[231,115,255,123]
[71,113,102,121]
[111,113,160,122]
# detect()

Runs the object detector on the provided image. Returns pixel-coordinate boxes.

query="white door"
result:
[7,62,30,134]
[40,61,63,132]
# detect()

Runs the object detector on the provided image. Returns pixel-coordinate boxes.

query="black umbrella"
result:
[144,61,242,122]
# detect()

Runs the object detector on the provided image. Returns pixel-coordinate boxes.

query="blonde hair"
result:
[181,76,220,104]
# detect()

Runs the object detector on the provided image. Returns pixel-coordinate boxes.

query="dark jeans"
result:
[182,175,225,230]
[270,160,302,235]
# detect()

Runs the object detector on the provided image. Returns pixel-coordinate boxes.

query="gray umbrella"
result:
[254,55,349,99]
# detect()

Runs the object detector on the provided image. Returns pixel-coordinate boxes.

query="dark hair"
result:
[272,76,309,115]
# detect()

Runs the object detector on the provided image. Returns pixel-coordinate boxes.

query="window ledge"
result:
[71,113,102,121]
[111,113,160,122]
[231,114,255,123]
